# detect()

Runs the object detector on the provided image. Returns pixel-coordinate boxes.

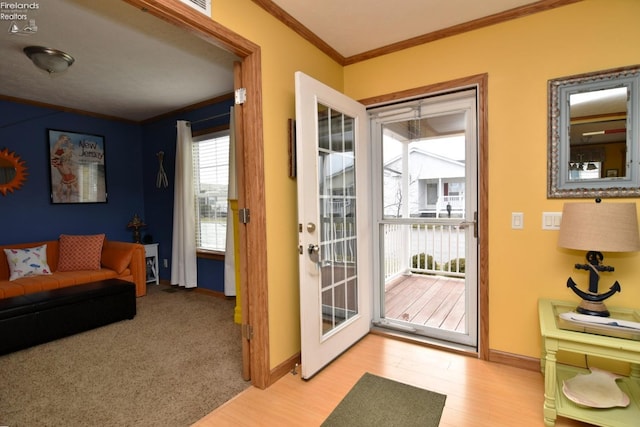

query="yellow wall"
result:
[213,0,343,368]
[344,0,640,359]
[211,0,640,369]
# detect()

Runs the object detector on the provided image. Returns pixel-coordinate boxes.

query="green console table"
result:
[538,298,640,427]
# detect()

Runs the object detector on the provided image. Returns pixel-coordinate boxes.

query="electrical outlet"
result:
[163,258,168,268]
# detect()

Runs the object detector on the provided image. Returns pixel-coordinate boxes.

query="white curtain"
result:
[171,121,197,288]
[224,107,237,296]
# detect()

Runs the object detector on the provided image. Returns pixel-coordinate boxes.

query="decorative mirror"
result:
[548,65,640,198]
[0,148,28,196]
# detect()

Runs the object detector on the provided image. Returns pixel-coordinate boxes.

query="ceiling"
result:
[270,0,542,58]
[0,0,238,122]
[0,0,549,122]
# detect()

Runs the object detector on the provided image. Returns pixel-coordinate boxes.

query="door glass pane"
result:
[383,116,466,219]
[378,105,471,338]
[318,102,358,337]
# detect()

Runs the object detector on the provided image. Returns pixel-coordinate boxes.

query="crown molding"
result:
[252,0,582,66]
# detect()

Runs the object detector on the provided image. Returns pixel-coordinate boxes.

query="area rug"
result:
[321,372,446,427]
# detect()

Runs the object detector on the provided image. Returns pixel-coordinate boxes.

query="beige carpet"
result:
[0,284,249,426]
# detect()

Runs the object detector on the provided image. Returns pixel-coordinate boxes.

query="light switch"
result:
[512,212,524,229]
[542,212,562,230]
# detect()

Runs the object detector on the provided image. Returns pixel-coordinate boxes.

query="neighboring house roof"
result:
[384,147,465,179]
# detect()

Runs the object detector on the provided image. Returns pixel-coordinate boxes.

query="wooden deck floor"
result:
[384,274,466,333]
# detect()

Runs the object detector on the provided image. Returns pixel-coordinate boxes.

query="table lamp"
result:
[557,199,640,316]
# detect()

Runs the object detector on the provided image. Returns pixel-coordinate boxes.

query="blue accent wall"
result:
[0,97,233,292]
[0,100,143,243]
[141,99,234,292]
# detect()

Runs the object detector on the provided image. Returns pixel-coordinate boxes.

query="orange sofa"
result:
[0,240,146,298]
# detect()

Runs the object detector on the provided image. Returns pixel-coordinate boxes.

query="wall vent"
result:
[178,0,211,16]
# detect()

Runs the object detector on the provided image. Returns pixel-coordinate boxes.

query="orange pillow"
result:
[57,234,105,271]
[101,243,134,274]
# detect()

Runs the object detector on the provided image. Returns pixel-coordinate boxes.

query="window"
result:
[192,130,230,252]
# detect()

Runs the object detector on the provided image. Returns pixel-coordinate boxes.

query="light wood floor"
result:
[194,334,591,427]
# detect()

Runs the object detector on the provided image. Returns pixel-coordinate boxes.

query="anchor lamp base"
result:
[565,250,621,318]
[577,300,610,317]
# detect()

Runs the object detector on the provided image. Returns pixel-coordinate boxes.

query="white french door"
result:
[295,71,372,379]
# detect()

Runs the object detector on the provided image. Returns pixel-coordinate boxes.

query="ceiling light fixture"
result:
[582,128,626,137]
[24,46,74,74]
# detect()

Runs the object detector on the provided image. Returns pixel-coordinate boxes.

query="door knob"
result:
[308,244,320,263]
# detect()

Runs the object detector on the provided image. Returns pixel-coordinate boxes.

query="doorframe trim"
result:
[122,0,272,387]
[359,73,489,360]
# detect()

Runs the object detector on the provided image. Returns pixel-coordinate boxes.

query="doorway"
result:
[296,73,489,377]
[126,0,271,387]
[363,75,489,357]
[370,89,478,349]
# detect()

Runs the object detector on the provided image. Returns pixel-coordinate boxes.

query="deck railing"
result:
[317,218,466,282]
[382,222,466,281]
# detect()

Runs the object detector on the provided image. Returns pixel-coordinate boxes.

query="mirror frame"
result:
[548,65,640,198]
[0,148,28,196]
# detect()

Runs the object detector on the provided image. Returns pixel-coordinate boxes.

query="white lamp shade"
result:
[558,202,640,252]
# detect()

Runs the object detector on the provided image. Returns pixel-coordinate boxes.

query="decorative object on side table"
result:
[562,367,630,409]
[127,214,146,243]
[558,198,640,317]
[558,311,640,340]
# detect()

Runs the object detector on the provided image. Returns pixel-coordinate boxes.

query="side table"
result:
[538,298,640,426]
[144,243,159,285]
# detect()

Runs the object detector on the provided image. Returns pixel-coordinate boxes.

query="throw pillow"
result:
[101,243,134,274]
[57,234,105,271]
[3,244,53,281]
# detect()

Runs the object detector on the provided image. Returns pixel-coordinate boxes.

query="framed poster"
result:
[48,129,107,203]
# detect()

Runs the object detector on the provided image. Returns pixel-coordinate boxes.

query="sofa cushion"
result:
[101,242,134,274]
[3,244,53,281]
[57,234,105,271]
